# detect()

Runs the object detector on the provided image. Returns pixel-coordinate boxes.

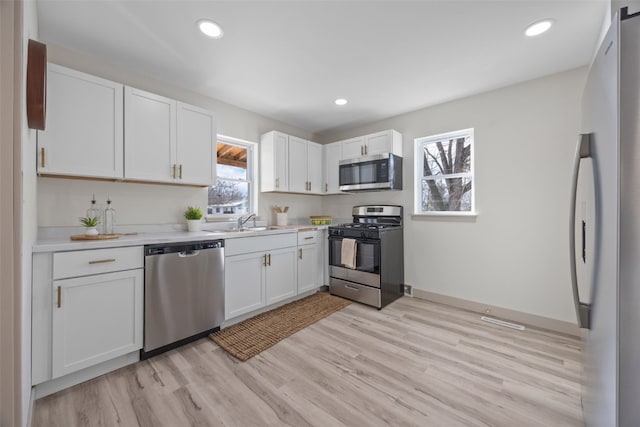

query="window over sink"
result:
[414,128,475,215]
[208,135,257,218]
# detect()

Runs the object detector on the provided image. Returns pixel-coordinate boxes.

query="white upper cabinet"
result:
[288,135,308,193]
[364,130,403,156]
[261,131,324,194]
[124,86,176,183]
[124,87,216,185]
[323,141,343,194]
[176,102,216,186]
[260,131,289,192]
[341,130,403,159]
[37,64,124,179]
[307,141,323,193]
[341,136,366,160]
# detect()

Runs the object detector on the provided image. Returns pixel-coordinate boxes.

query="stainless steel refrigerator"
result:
[570,7,640,427]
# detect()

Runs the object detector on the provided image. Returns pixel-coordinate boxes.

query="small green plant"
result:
[184,206,203,220]
[79,216,100,227]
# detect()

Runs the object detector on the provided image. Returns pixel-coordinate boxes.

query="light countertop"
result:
[32,228,302,253]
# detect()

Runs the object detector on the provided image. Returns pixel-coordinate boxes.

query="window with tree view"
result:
[414,128,474,214]
[208,137,254,216]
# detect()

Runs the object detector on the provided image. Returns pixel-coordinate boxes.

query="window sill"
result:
[412,211,478,218]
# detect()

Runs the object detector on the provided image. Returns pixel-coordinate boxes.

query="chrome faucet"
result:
[237,213,256,229]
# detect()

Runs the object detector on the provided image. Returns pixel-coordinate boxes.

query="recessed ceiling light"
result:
[525,19,553,37]
[335,98,348,106]
[198,19,223,39]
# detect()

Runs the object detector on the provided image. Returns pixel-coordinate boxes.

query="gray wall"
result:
[321,67,587,323]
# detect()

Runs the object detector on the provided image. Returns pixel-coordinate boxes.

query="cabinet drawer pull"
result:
[304,236,314,240]
[325,183,328,192]
[345,284,360,292]
[179,164,183,179]
[172,164,176,179]
[88,258,116,265]
[41,147,45,168]
[57,286,61,308]
[364,145,368,155]
[267,253,271,266]
[299,248,303,259]
[263,254,267,266]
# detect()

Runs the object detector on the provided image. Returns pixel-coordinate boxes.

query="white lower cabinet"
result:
[297,244,317,294]
[224,233,298,320]
[265,248,298,305]
[32,246,144,392]
[224,252,266,319]
[52,269,143,378]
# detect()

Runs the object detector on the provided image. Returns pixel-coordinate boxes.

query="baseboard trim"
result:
[411,288,580,337]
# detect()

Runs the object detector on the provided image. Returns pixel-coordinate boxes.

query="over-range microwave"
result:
[339,153,403,192]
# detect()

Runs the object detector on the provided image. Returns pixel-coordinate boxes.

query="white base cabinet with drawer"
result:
[32,246,143,396]
[224,233,297,320]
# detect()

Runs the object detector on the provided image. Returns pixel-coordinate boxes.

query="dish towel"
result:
[341,238,357,269]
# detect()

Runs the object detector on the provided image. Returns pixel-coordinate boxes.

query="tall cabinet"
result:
[37,64,124,179]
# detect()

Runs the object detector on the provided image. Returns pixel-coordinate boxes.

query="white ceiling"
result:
[37,1,607,136]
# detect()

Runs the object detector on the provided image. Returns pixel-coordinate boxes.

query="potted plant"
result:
[79,216,100,236]
[184,206,203,232]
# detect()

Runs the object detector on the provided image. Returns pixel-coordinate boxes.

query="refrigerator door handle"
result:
[569,133,593,329]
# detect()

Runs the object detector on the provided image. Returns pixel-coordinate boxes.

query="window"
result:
[208,135,257,217]
[414,128,475,215]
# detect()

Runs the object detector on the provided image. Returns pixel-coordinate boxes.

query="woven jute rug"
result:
[210,292,351,361]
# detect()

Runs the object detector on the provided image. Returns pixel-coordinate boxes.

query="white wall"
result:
[21,1,39,424]
[320,67,587,323]
[38,43,323,227]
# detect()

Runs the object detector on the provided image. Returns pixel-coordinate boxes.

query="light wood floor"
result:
[33,296,584,427]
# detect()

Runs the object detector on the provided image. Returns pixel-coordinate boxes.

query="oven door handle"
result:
[328,236,381,245]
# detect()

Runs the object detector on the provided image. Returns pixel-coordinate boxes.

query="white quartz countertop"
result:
[32,228,302,253]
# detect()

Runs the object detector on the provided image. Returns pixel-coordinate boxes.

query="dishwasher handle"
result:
[178,250,200,258]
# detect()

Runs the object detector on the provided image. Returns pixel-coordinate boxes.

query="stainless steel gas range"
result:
[328,205,404,309]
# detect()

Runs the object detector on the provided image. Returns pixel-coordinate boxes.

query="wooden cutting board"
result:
[69,234,120,241]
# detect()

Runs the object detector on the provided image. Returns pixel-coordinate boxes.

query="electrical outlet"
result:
[404,284,413,297]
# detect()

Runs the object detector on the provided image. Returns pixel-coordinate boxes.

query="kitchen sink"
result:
[207,226,270,233]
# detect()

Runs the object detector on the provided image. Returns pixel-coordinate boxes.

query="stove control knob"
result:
[360,232,366,238]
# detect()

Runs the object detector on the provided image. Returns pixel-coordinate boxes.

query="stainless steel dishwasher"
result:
[142,239,224,358]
